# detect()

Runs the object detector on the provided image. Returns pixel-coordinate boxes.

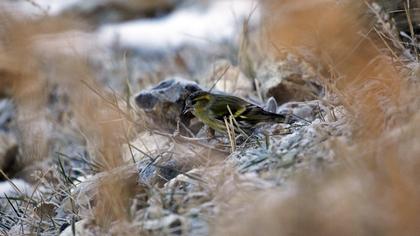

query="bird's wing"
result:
[239,104,286,123]
[209,94,285,124]
[210,94,248,119]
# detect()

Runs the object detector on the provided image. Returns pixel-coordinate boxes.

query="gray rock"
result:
[278,100,328,123]
[228,119,340,177]
[134,77,202,132]
[0,132,18,179]
[264,97,278,113]
[142,214,185,234]
[257,57,323,104]
[59,219,91,236]
[0,100,18,178]
[138,155,191,187]
[0,99,14,131]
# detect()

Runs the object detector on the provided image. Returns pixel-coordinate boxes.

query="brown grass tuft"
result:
[263,0,406,138]
[212,0,420,235]
[0,11,81,171]
[0,9,138,227]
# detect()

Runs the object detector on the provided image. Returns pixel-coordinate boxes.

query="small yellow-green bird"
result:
[183,91,287,133]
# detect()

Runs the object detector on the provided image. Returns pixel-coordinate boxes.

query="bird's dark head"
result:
[183,91,210,114]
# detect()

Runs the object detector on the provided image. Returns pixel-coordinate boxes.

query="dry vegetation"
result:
[213,1,420,235]
[0,0,420,235]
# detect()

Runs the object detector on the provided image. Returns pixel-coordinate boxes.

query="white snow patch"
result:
[98,0,260,50]
[1,0,80,16]
[1,0,259,51]
[0,179,34,196]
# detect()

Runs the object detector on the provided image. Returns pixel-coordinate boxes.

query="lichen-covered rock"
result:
[134,77,202,132]
[228,119,341,178]
[257,55,323,104]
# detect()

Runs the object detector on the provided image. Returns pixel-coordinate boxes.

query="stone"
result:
[65,163,141,217]
[59,219,92,236]
[143,214,185,233]
[264,97,278,113]
[34,202,58,219]
[277,100,328,123]
[0,101,17,171]
[206,60,254,98]
[138,157,190,187]
[228,120,340,176]
[0,132,18,179]
[134,77,202,132]
[0,100,14,130]
[123,132,171,163]
[257,55,323,104]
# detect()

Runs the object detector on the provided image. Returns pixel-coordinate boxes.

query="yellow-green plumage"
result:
[184,91,287,133]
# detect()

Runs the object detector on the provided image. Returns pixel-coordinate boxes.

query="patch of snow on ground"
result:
[98,0,260,50]
[0,179,34,196]
[1,0,80,16]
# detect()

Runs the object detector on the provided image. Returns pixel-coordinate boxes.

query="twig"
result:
[226,105,249,137]
[150,130,230,154]
[404,1,419,61]
[224,117,236,153]
[254,79,263,102]
[209,65,230,93]
[0,170,23,195]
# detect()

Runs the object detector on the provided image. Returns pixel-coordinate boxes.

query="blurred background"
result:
[1,0,258,93]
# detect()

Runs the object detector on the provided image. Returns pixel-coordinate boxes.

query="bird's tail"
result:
[279,112,311,124]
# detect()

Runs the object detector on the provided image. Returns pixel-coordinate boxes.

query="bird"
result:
[183,90,288,134]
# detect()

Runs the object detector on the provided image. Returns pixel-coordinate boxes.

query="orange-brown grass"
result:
[60,58,139,225]
[263,0,406,138]
[212,0,420,235]
[0,10,139,227]
[0,11,77,168]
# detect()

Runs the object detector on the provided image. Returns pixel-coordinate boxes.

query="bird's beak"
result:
[183,106,192,115]
[182,100,192,115]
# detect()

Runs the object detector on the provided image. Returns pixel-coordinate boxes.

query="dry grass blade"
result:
[209,65,230,93]
[151,129,230,154]
[80,79,135,125]
[404,1,418,61]
[224,116,236,153]
[3,194,21,218]
[0,170,23,196]
[226,104,248,137]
